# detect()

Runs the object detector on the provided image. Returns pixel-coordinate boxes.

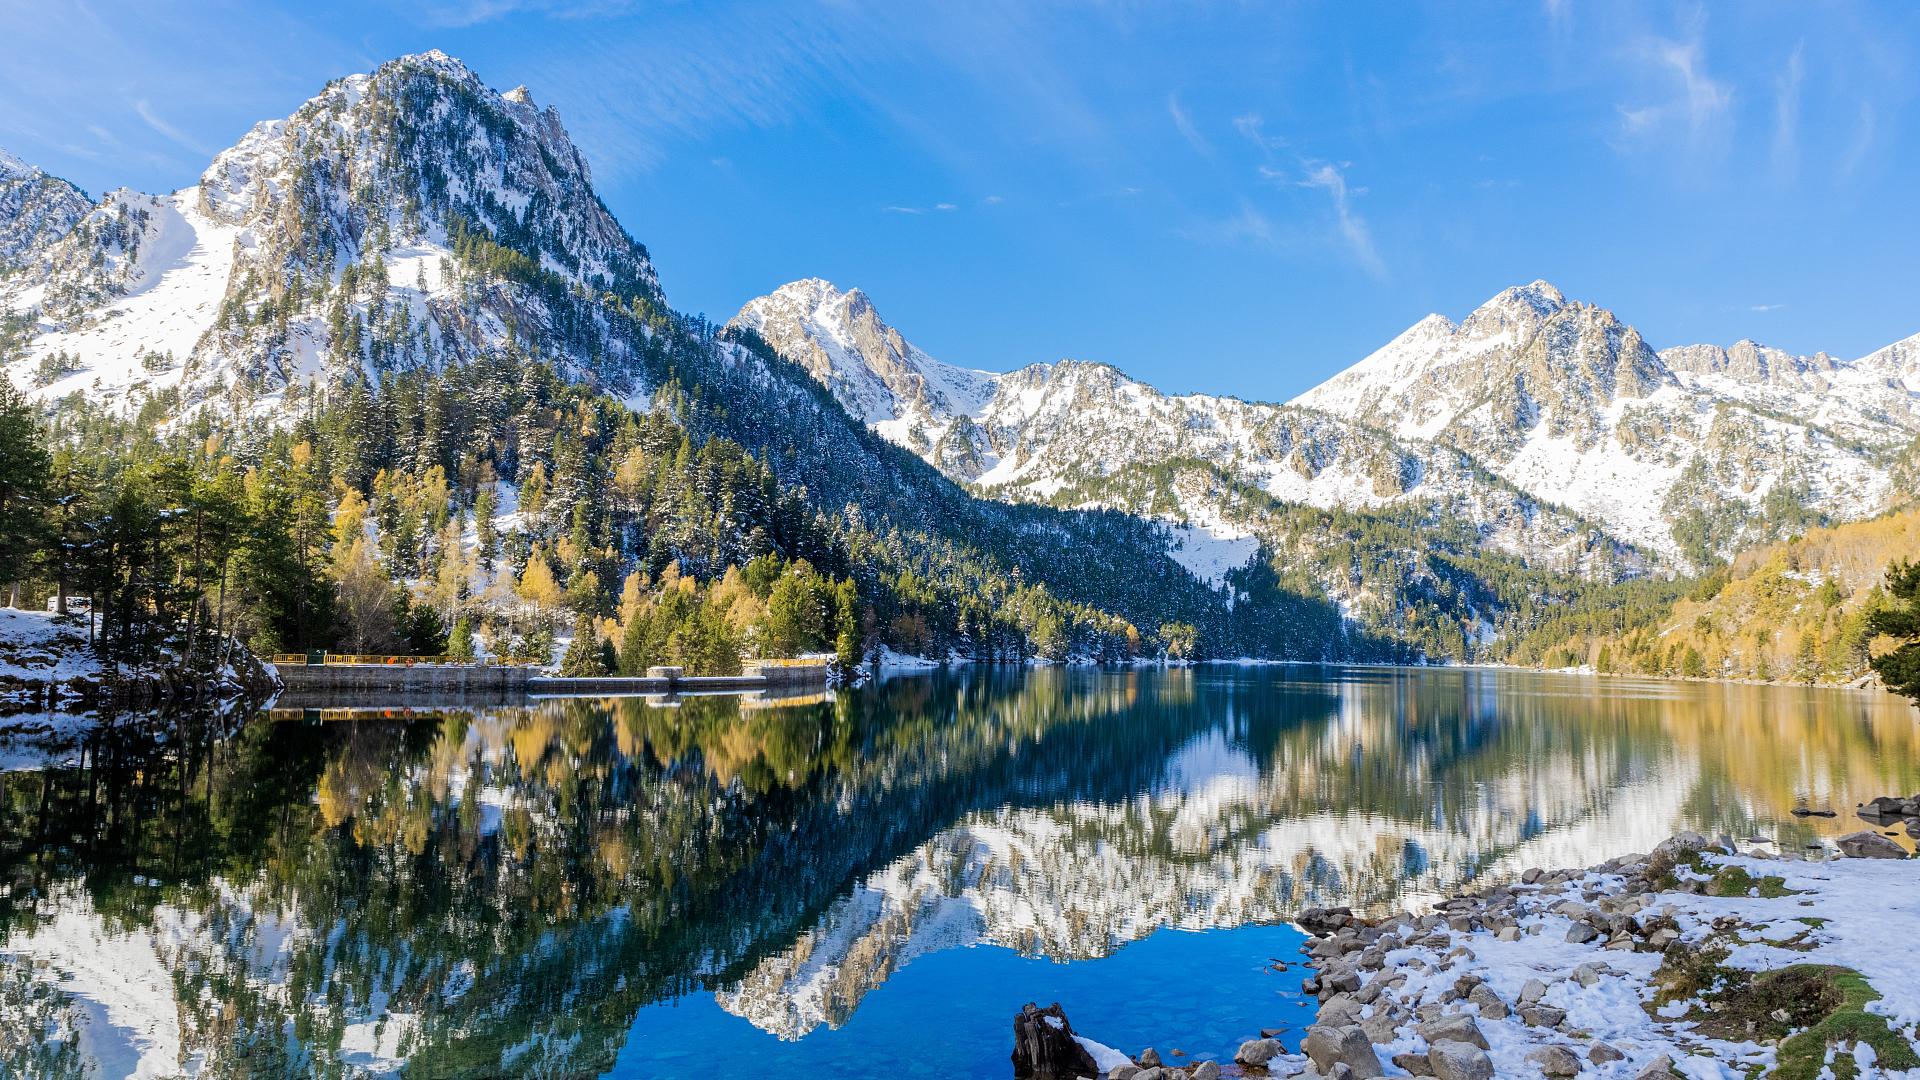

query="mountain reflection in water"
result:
[1,666,1916,1077]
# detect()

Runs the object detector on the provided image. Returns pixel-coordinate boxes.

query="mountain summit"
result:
[729,278,996,468]
[5,51,661,412]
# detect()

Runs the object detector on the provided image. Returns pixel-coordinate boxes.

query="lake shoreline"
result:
[1063,832,1920,1079]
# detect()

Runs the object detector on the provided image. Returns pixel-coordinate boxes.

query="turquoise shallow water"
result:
[2,665,1916,1077]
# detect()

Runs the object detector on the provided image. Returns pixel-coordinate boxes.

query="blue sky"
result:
[3,2,1916,400]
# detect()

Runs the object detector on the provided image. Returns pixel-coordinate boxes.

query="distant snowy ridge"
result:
[1293,281,1916,558]
[738,277,1919,565]
[729,278,999,476]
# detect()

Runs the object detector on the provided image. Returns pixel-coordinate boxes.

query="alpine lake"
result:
[2,665,1917,1078]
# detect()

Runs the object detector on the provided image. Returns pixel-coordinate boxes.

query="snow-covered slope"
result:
[1293,282,1916,558]
[9,189,240,405]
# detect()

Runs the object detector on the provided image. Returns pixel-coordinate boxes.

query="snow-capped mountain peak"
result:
[1859,331,1920,391]
[1466,279,1568,328]
[4,50,668,415]
[728,278,998,463]
[0,146,92,269]
[0,146,38,180]
[742,270,1915,568]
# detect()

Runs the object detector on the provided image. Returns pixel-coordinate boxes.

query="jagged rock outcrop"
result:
[0,149,91,270]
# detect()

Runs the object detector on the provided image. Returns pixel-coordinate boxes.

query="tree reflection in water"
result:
[1,667,1915,1076]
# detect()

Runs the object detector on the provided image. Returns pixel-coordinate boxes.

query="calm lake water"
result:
[2,666,1917,1077]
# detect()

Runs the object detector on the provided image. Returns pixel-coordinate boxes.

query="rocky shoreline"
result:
[1020,830,1920,1079]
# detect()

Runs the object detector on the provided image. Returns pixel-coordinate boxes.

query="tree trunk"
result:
[1011,1002,1100,1080]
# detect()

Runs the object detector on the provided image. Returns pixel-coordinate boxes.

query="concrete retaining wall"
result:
[743,662,832,686]
[273,663,533,695]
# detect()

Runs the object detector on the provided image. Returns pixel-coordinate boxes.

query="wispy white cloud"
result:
[131,98,210,156]
[1168,93,1213,156]
[1232,112,1286,153]
[512,4,867,176]
[1234,113,1383,276]
[1749,303,1786,312]
[1294,161,1384,278]
[1771,42,1803,181]
[882,202,959,214]
[1614,24,1733,155]
[1841,99,1876,176]
[1179,201,1279,248]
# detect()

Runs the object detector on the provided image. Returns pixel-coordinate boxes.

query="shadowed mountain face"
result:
[3,669,1917,1076]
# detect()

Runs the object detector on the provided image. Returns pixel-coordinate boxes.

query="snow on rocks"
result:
[1070,832,1920,1078]
[0,607,101,708]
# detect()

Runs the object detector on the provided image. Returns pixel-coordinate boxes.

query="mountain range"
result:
[731,277,1920,570]
[4,50,1916,662]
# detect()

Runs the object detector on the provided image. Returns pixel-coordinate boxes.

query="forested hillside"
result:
[1516,509,1920,685]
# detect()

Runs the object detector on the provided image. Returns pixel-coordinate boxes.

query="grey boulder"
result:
[1302,1024,1384,1078]
[1836,830,1907,859]
[1427,1040,1495,1080]
[1234,1038,1283,1067]
[1526,1045,1583,1076]
[1415,1013,1488,1050]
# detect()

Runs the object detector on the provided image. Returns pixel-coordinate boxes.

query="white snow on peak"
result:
[1482,278,1567,319]
[0,146,40,180]
[1858,330,1920,391]
[729,277,998,441]
[389,48,482,81]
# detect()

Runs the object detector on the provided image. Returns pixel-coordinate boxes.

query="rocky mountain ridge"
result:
[0,149,91,272]
[733,278,1919,567]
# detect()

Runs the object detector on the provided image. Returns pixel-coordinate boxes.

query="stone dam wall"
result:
[272,660,831,700]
